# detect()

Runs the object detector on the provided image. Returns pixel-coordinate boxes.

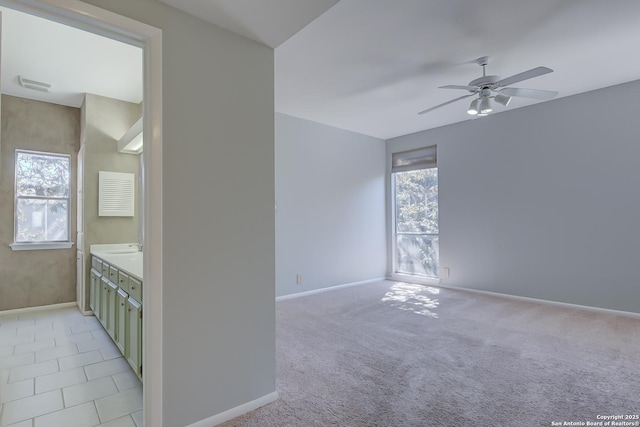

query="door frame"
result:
[0,1,164,425]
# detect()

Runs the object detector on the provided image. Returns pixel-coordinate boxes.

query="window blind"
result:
[391,145,437,173]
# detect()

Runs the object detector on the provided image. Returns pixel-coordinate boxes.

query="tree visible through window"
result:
[14,150,70,243]
[394,168,439,277]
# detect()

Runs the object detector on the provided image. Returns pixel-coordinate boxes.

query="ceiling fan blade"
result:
[439,84,479,92]
[417,94,474,115]
[501,87,559,100]
[494,66,553,88]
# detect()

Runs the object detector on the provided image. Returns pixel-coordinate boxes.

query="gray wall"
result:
[80,93,141,311]
[80,1,276,426]
[0,95,80,310]
[276,113,387,297]
[388,79,640,314]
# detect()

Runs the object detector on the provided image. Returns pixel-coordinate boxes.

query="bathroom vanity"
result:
[90,244,143,380]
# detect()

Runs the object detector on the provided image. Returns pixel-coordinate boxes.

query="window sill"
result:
[10,242,74,251]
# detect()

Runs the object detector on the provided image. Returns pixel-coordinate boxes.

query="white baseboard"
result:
[0,302,77,317]
[432,281,640,319]
[277,275,640,318]
[276,277,387,302]
[185,391,279,427]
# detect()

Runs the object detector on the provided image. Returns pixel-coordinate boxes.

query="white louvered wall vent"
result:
[99,171,135,217]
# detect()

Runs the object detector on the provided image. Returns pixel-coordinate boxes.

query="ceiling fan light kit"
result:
[467,99,480,115]
[494,93,512,106]
[419,57,558,117]
[479,97,492,114]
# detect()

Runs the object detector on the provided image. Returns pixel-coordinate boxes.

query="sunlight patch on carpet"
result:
[381,282,440,317]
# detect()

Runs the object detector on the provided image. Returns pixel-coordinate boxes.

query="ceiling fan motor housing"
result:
[468,75,500,90]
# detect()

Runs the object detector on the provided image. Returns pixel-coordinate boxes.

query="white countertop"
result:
[90,244,143,280]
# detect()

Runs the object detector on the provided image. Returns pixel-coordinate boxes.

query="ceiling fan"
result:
[418,56,558,116]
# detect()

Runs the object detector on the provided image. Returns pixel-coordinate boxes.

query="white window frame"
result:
[388,145,440,284]
[10,149,73,251]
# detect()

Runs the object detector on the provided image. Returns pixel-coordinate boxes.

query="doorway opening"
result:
[0,1,162,425]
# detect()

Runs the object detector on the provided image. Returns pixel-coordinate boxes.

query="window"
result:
[12,150,72,250]
[391,146,439,278]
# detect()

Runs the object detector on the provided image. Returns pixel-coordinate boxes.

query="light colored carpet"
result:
[220,280,640,426]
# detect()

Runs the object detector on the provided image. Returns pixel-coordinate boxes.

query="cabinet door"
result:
[93,272,102,320]
[118,272,129,292]
[109,266,119,284]
[89,270,97,313]
[101,261,110,276]
[106,282,117,339]
[100,277,109,326]
[116,289,128,355]
[128,277,142,302]
[126,297,142,378]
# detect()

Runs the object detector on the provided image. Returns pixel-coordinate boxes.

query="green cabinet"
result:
[99,276,109,326]
[90,254,143,381]
[92,257,102,272]
[109,266,119,283]
[118,271,129,291]
[90,269,101,315]
[126,297,142,377]
[101,261,109,277]
[128,277,142,302]
[116,288,128,355]
[106,281,118,338]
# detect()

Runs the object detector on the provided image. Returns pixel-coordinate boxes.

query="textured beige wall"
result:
[0,95,80,311]
[80,93,141,311]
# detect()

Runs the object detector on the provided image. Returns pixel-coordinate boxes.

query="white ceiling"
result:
[274,0,640,139]
[158,0,640,139]
[0,6,142,108]
[3,1,640,140]
[157,0,339,49]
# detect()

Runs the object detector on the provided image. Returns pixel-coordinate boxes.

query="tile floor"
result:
[0,305,143,427]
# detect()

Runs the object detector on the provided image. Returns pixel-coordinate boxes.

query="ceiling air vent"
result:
[99,171,135,217]
[18,76,52,92]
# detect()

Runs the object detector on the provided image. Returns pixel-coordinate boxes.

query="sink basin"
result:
[103,248,139,254]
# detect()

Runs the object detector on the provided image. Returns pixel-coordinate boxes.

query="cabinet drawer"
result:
[92,257,102,273]
[101,261,110,276]
[109,266,119,283]
[118,271,129,290]
[129,277,142,302]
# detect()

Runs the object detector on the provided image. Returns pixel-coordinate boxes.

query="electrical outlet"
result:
[442,267,450,278]
[296,274,302,284]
